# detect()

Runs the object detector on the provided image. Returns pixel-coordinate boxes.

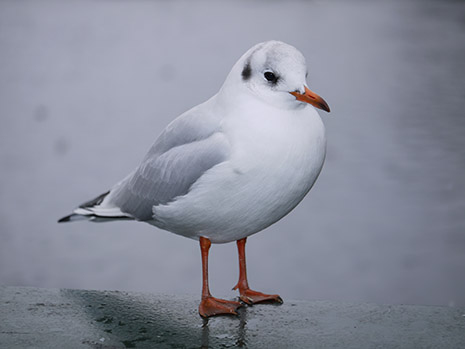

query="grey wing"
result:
[106,112,230,221]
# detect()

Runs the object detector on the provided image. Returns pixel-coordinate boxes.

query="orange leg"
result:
[233,237,283,305]
[198,237,242,318]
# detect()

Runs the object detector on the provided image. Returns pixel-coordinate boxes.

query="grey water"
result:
[1,0,464,307]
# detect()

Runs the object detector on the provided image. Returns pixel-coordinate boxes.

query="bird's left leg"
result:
[232,237,283,305]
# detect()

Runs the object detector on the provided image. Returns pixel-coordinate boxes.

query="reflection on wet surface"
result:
[57,288,465,348]
[64,289,256,348]
[3,286,465,348]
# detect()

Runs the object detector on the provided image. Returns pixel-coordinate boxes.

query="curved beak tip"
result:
[290,86,331,113]
[321,101,331,113]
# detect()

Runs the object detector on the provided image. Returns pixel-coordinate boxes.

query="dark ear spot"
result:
[242,62,252,80]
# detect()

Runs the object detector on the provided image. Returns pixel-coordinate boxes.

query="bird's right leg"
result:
[232,237,283,305]
[198,236,242,318]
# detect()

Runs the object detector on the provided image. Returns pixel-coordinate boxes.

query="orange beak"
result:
[290,86,330,112]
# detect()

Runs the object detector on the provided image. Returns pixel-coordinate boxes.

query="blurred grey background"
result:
[1,0,464,307]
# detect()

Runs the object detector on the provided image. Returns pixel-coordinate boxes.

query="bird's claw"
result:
[237,288,283,305]
[199,296,242,318]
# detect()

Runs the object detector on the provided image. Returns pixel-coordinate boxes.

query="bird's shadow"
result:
[62,289,249,348]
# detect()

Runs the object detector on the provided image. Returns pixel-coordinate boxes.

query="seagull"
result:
[58,40,330,318]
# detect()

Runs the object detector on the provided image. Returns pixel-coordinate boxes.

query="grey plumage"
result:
[58,99,231,223]
[104,107,230,221]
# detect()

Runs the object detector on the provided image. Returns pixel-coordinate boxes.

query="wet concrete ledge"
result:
[1,286,464,348]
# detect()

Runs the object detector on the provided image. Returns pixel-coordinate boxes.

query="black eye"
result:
[264,71,278,83]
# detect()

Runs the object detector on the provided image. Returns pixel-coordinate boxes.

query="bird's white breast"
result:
[152,98,326,243]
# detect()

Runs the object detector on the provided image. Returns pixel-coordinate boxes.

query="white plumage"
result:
[60,40,328,243]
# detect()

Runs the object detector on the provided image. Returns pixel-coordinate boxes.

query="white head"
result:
[221,41,330,112]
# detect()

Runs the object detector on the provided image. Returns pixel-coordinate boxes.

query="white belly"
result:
[152,106,326,243]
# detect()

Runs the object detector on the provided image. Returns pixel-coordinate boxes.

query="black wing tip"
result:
[79,190,110,209]
[58,215,73,223]
[59,190,110,223]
